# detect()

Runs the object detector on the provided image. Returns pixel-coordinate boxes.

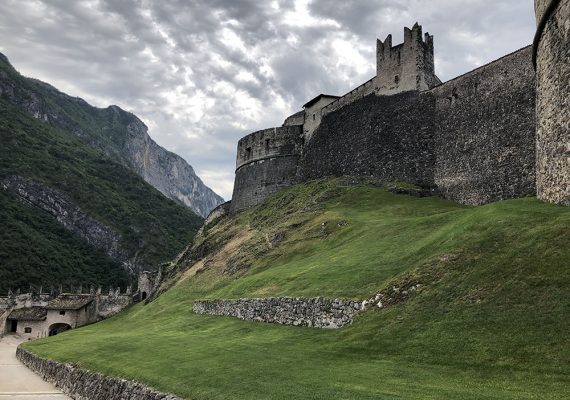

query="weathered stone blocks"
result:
[193,297,363,329]
[16,347,181,400]
[535,0,570,205]
[230,126,303,214]
[299,91,437,188]
[432,46,536,205]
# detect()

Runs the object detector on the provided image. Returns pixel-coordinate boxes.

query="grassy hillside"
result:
[0,99,203,293]
[24,179,570,399]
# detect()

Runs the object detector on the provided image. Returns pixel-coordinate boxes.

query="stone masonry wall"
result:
[375,23,440,95]
[234,126,304,170]
[299,91,436,188]
[193,297,363,329]
[17,347,181,400]
[230,126,303,213]
[322,77,375,116]
[431,46,536,205]
[535,0,570,205]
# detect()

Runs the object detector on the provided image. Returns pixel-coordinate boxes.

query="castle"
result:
[0,271,160,339]
[228,0,569,214]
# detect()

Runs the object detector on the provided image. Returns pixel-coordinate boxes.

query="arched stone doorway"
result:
[141,291,147,300]
[48,323,71,336]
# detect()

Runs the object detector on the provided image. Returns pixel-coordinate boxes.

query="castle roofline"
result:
[303,94,340,108]
[46,295,93,310]
[8,306,47,321]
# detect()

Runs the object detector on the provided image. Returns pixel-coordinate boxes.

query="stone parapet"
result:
[16,347,181,400]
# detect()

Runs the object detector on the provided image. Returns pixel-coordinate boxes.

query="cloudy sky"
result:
[0,0,535,199]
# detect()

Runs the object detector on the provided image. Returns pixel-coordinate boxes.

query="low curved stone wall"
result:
[16,347,181,400]
[193,297,363,329]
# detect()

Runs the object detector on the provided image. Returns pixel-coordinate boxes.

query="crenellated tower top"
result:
[375,23,441,95]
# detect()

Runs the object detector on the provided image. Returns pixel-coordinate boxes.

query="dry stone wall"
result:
[17,347,181,400]
[535,0,570,205]
[193,297,363,328]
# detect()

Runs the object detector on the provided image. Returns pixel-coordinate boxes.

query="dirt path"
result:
[0,334,70,399]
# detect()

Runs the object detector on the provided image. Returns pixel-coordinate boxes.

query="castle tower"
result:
[534,0,570,205]
[375,23,441,95]
[230,125,304,213]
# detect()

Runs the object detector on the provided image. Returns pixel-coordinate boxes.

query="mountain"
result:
[0,56,205,294]
[0,52,223,217]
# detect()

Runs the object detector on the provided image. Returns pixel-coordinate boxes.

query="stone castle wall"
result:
[321,77,375,116]
[534,0,570,205]
[193,297,363,329]
[16,348,181,400]
[238,48,536,207]
[230,126,303,213]
[432,46,536,204]
[299,91,436,187]
[230,14,568,212]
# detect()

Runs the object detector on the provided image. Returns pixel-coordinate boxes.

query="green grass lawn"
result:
[24,180,570,399]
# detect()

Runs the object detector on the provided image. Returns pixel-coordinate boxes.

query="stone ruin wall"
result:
[96,288,133,319]
[230,126,303,214]
[193,297,363,329]
[432,46,536,204]
[534,0,570,205]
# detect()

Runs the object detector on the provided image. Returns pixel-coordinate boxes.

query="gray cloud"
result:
[0,0,535,199]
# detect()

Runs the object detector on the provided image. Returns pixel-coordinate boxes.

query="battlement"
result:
[235,126,303,171]
[228,21,557,213]
[230,126,303,214]
[375,23,440,95]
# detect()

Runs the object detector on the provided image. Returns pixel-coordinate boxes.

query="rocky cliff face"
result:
[122,113,223,217]
[0,53,223,217]
[1,176,134,273]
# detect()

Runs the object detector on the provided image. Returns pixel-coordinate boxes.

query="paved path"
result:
[0,334,70,399]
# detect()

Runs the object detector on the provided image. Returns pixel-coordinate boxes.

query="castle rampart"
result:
[534,0,570,205]
[230,126,303,213]
[432,46,536,204]
[299,91,436,187]
[321,76,375,117]
[230,17,568,212]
